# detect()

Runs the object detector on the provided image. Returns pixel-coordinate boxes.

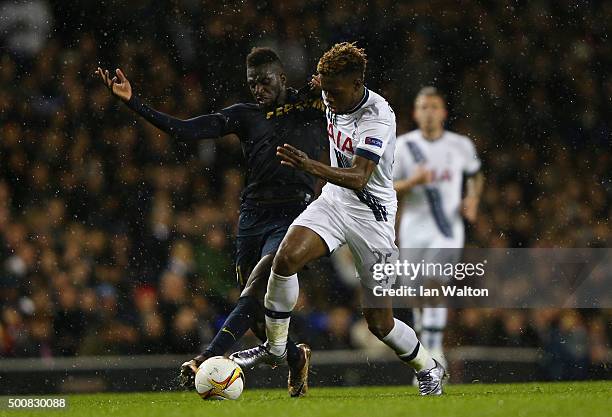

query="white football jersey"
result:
[320,88,397,222]
[394,129,481,248]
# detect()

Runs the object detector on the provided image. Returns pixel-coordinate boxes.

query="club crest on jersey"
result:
[327,123,354,153]
[364,137,383,148]
[432,168,452,182]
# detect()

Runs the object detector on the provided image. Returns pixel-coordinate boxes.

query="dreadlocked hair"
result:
[317,42,367,78]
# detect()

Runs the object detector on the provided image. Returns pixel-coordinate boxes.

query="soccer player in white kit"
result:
[231,43,446,396]
[393,87,484,368]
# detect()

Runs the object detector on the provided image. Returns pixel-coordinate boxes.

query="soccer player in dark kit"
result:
[95,47,327,397]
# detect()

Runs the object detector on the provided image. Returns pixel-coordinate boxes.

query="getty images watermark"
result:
[372,259,489,297]
[362,248,611,309]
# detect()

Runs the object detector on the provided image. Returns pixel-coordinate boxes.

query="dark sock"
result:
[202,296,259,357]
[286,338,302,369]
[202,295,303,368]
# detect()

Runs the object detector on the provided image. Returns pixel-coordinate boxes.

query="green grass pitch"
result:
[1,382,609,417]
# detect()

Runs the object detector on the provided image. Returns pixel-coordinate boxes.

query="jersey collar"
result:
[421,129,446,142]
[343,87,369,115]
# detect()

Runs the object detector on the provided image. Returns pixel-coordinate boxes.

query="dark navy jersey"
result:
[126,88,327,203]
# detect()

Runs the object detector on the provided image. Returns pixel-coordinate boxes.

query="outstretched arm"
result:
[124,95,233,141]
[95,67,234,141]
[277,144,375,191]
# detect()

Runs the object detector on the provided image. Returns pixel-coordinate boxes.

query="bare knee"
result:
[241,254,274,298]
[271,226,328,276]
[272,246,301,276]
[241,271,267,299]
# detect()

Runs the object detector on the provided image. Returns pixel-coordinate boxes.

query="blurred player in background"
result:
[231,43,446,396]
[95,47,327,396]
[393,87,484,368]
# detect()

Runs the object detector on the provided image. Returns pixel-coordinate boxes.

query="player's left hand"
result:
[309,74,321,90]
[95,67,132,101]
[462,195,479,223]
[277,144,312,172]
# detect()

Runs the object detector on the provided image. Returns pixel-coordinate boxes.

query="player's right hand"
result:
[95,67,132,102]
[411,164,433,185]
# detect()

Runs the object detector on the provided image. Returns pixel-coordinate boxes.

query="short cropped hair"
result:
[246,47,283,69]
[317,42,367,78]
[415,86,446,103]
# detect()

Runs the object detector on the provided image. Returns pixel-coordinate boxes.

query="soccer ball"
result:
[195,356,245,400]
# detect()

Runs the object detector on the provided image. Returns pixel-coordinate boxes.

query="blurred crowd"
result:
[0,0,610,379]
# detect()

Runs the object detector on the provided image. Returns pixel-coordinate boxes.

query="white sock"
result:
[382,318,435,372]
[421,307,447,352]
[264,270,299,356]
[410,343,436,372]
[412,308,422,333]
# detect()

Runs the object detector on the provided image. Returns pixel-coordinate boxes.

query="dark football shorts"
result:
[234,201,309,289]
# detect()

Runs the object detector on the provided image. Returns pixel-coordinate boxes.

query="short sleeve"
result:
[393,139,412,181]
[355,111,393,164]
[461,136,481,176]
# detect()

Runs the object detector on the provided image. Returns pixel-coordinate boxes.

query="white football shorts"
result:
[291,193,398,289]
